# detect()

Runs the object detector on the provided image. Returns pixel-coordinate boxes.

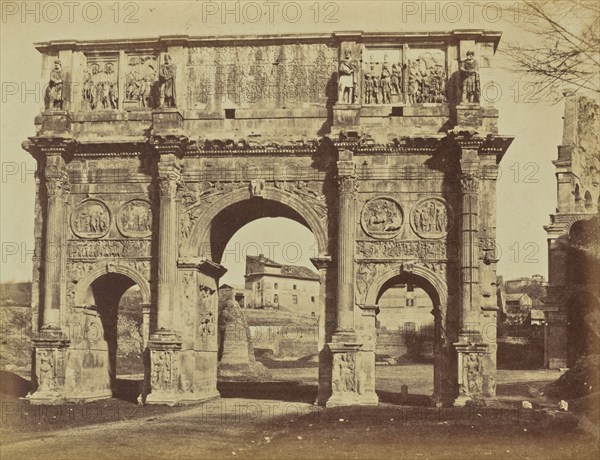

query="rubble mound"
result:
[546,355,600,399]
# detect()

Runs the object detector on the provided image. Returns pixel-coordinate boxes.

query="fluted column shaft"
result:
[336,160,356,332]
[459,171,480,337]
[42,153,69,327]
[157,156,181,331]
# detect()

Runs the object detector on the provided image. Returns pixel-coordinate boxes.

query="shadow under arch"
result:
[72,263,150,402]
[73,262,151,307]
[183,186,329,262]
[365,263,450,404]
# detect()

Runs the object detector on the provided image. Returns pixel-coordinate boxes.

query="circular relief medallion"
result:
[360,196,404,239]
[117,199,153,238]
[410,197,454,239]
[71,199,111,239]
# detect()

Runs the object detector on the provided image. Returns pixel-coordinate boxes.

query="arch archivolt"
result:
[72,261,152,307]
[362,262,448,309]
[180,183,329,260]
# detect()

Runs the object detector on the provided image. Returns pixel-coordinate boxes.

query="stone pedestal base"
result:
[26,325,71,405]
[146,328,183,405]
[453,340,490,406]
[326,332,378,407]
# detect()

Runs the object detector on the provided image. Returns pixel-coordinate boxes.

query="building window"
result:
[293,284,297,290]
[292,295,298,304]
[311,296,315,303]
[274,282,278,290]
[406,298,415,307]
[273,294,279,304]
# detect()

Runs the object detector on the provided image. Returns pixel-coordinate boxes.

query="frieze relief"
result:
[410,198,453,239]
[273,180,327,218]
[82,56,118,110]
[69,239,151,260]
[70,199,111,239]
[124,54,158,108]
[356,239,457,261]
[117,199,153,238]
[186,44,337,109]
[360,197,403,239]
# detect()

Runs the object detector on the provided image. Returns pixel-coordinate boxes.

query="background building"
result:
[244,255,320,317]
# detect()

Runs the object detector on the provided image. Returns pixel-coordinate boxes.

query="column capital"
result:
[310,255,333,270]
[460,173,479,194]
[44,154,70,197]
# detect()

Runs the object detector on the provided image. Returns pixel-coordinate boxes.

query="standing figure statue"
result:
[46,59,63,110]
[460,51,480,104]
[338,50,357,104]
[391,63,402,97]
[159,54,177,108]
[380,61,392,104]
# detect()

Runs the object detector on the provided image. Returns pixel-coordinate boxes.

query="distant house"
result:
[218,284,250,308]
[244,255,320,317]
[529,309,546,326]
[504,293,533,315]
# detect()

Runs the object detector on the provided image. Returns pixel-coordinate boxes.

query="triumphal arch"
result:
[24,30,513,406]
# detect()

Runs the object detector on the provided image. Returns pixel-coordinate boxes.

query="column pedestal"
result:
[453,341,489,406]
[27,325,70,405]
[145,328,183,405]
[327,332,378,407]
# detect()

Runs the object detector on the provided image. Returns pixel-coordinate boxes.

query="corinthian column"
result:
[42,153,70,328]
[156,156,181,331]
[459,172,480,338]
[336,159,357,333]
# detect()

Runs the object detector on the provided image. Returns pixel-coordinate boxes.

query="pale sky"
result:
[1,1,568,284]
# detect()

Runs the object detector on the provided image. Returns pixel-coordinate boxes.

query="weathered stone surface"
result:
[218,298,270,381]
[23,30,513,406]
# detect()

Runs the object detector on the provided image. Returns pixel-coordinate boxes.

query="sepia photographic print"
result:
[0,1,599,459]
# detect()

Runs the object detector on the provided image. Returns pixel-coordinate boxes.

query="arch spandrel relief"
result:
[70,198,111,239]
[410,197,454,240]
[360,196,404,240]
[117,199,153,238]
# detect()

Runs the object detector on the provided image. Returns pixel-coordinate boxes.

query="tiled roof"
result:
[246,254,319,280]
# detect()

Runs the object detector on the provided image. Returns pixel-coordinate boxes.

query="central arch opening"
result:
[208,198,323,403]
[374,272,442,405]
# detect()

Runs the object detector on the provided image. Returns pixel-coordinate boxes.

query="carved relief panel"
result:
[406,48,448,104]
[410,198,453,239]
[117,199,153,238]
[70,199,111,238]
[82,54,119,110]
[360,196,404,239]
[363,48,404,105]
[124,54,158,109]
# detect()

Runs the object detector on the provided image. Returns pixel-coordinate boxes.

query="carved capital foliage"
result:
[44,155,70,197]
[157,154,182,198]
[460,173,479,194]
[337,175,357,195]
